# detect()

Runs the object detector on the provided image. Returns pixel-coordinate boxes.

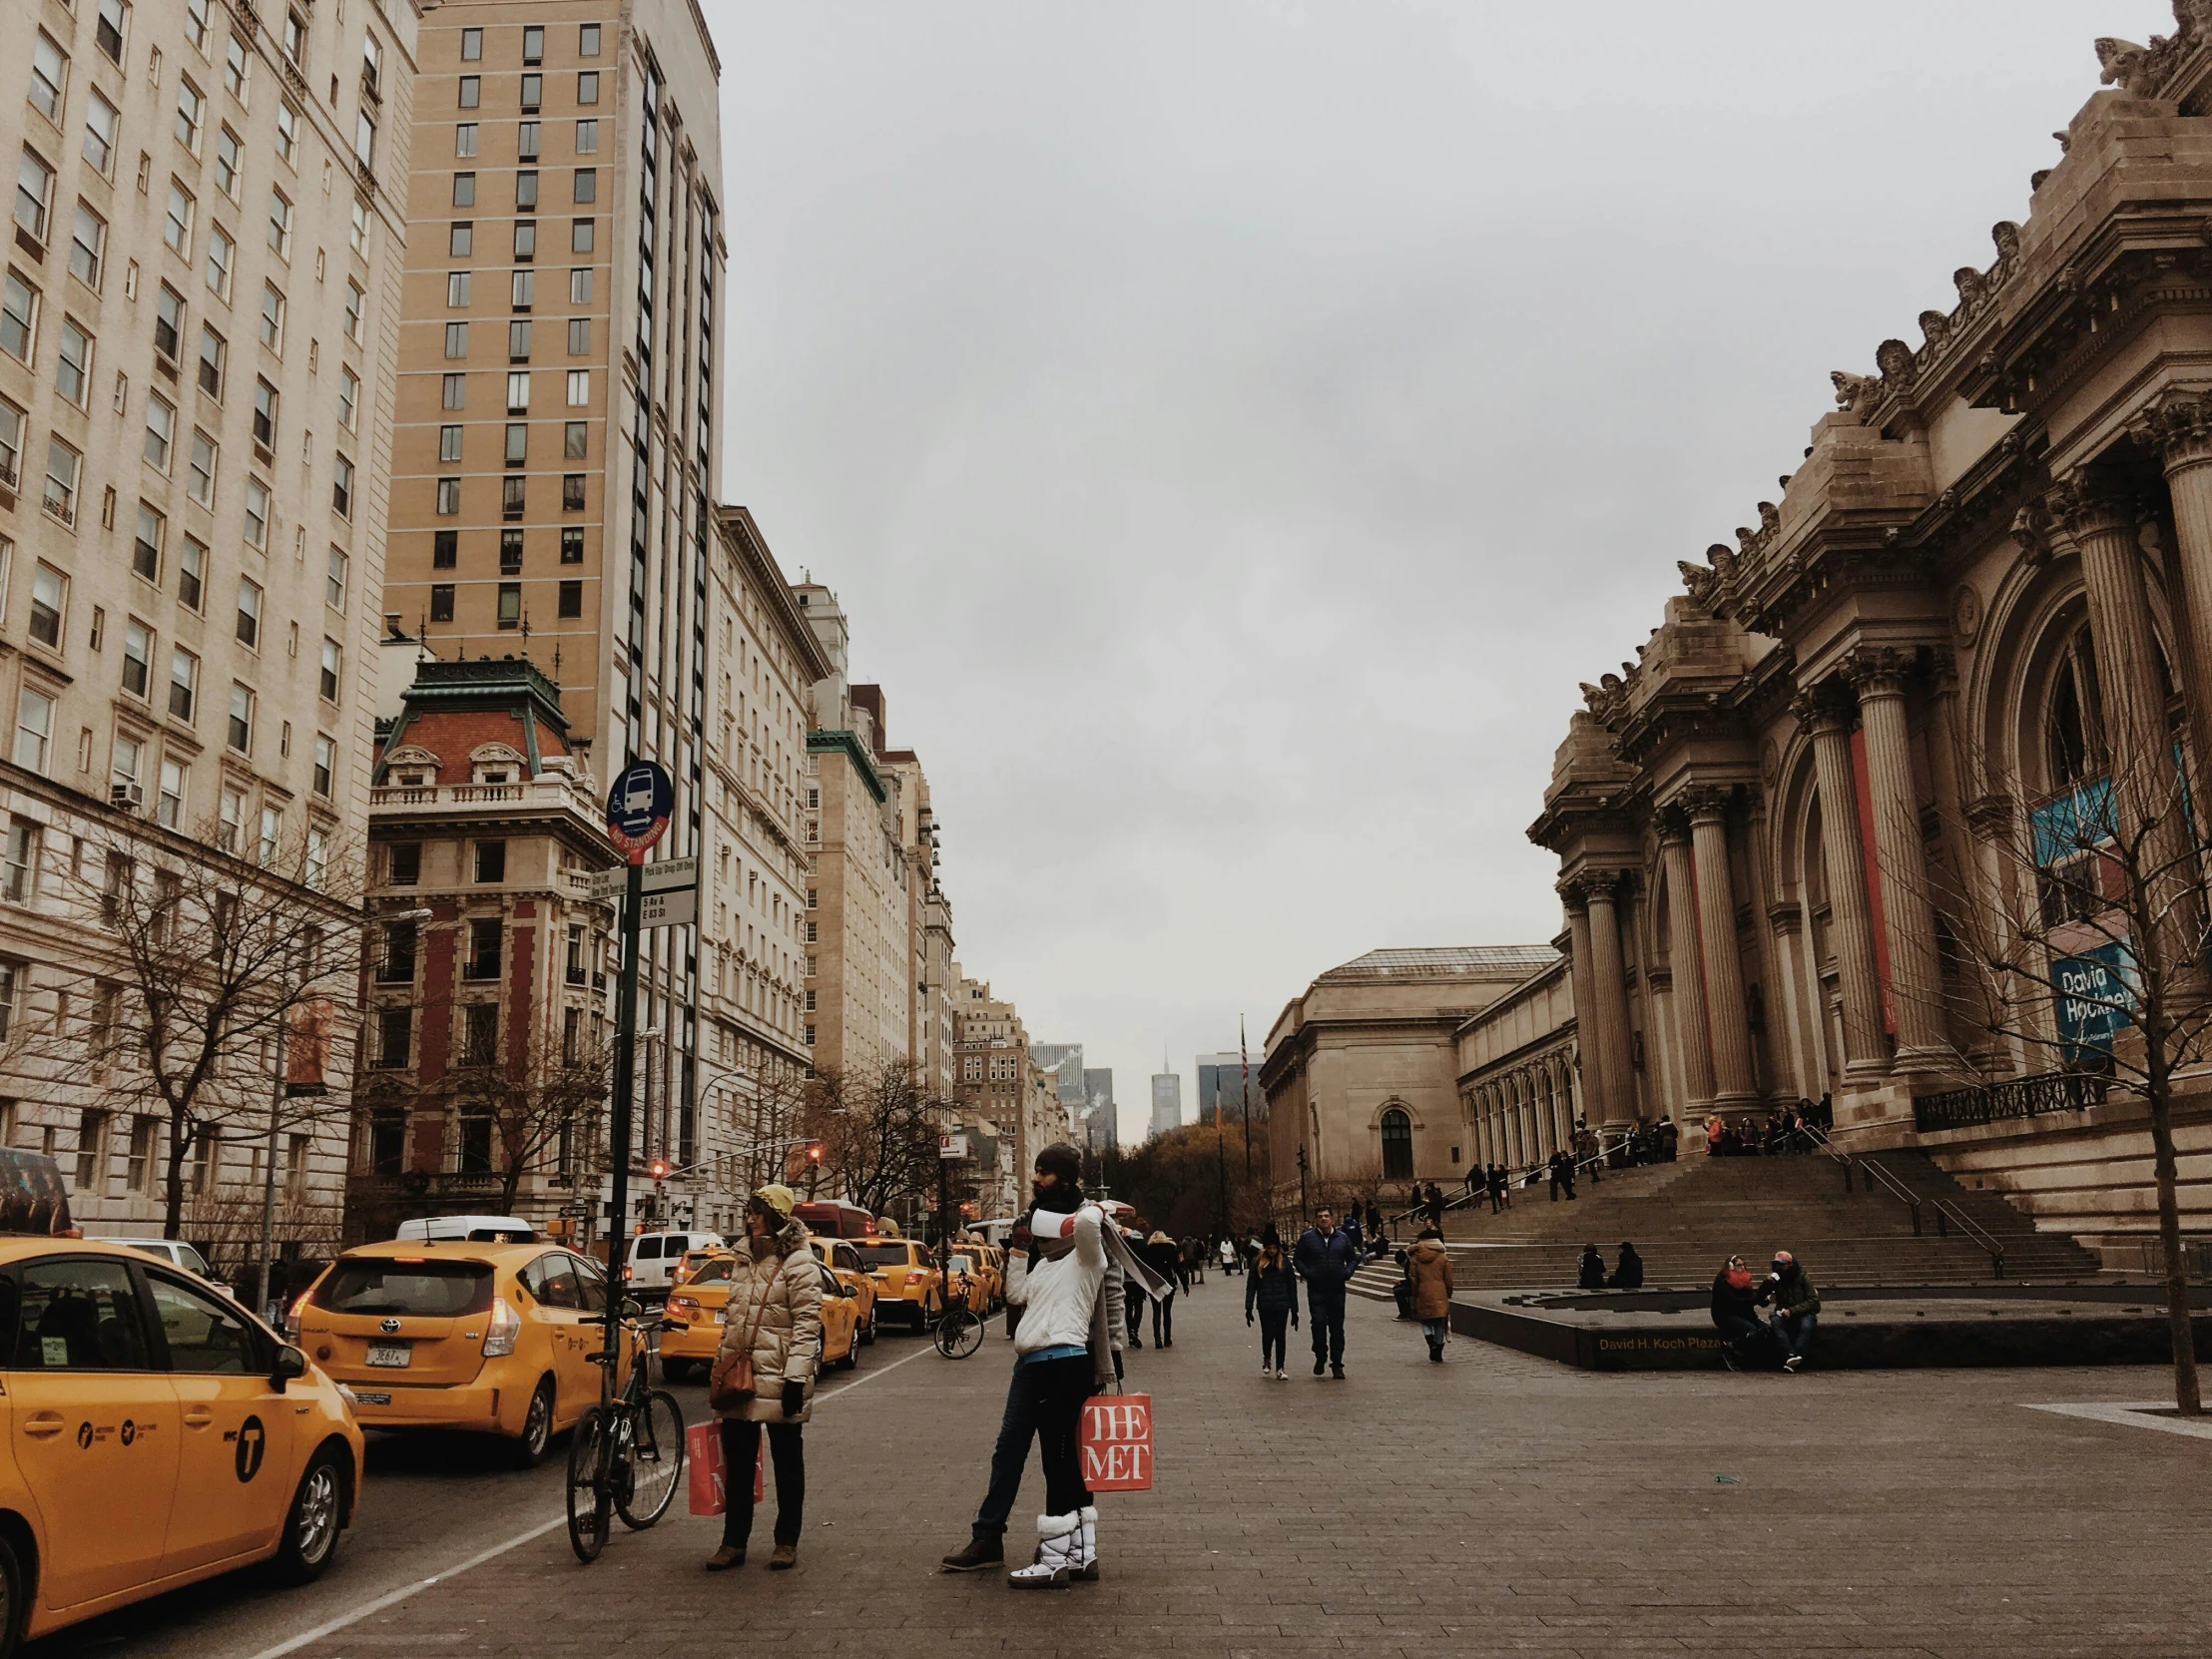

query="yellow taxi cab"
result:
[853,1239,944,1331]
[291,1240,636,1468]
[808,1238,879,1346]
[660,1255,862,1381]
[670,1248,723,1290]
[968,1244,1006,1311]
[0,1236,365,1656]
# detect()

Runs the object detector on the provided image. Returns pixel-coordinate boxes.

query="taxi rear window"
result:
[314,1259,493,1318]
[688,1256,734,1285]
[855,1244,911,1268]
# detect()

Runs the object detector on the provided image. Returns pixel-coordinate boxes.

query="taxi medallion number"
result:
[365,1343,412,1368]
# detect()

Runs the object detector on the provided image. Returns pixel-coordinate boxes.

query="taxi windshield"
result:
[855,1244,911,1269]
[315,1259,493,1317]
[947,1255,973,1274]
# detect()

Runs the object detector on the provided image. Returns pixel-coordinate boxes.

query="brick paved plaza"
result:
[53,1279,2212,1659]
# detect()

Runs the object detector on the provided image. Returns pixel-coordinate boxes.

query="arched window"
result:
[1380,1107,1413,1180]
[2046,624,2106,792]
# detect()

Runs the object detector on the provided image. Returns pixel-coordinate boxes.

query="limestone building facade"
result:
[1,0,420,1259]
[1261,946,1555,1203]
[1528,9,2212,1254]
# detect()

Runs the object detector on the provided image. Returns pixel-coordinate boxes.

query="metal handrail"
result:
[1852,1154,1924,1235]
[1932,1198,2006,1279]
[1387,1138,1625,1232]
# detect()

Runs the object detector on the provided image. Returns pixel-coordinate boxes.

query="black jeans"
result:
[720,1418,804,1549]
[971,1355,1098,1535]
[1125,1284,1148,1344]
[1257,1308,1289,1370]
[1151,1290,1175,1346]
[1307,1285,1346,1366]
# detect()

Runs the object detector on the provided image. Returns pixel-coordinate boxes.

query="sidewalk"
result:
[254,1276,2212,1658]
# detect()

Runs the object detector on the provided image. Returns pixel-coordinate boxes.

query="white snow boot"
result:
[1007,1512,1079,1588]
[1072,1505,1100,1581]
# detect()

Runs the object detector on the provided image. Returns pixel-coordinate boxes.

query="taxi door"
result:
[5,1255,182,1610]
[149,1270,298,1573]
[518,1252,596,1423]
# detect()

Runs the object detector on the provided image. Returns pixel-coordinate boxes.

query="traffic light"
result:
[806,1142,824,1166]
[647,1158,670,1182]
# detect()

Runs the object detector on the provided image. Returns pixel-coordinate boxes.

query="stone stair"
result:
[1349,1146,2104,1298]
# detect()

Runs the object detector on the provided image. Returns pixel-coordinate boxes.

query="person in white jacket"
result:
[940,1143,1160,1587]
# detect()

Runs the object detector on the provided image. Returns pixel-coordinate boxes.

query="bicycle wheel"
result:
[565,1408,611,1564]
[938,1310,984,1360]
[616,1390,686,1530]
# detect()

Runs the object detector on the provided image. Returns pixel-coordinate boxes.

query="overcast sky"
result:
[706,1,2173,1143]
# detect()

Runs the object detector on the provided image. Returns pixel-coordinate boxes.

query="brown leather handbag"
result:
[709,1254,784,1413]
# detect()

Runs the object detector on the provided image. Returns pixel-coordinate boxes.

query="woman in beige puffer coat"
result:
[1405,1226,1454,1364]
[705,1185,822,1573]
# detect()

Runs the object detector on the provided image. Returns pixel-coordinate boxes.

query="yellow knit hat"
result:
[752,1184,798,1221]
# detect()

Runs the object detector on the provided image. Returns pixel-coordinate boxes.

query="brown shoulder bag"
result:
[709,1252,784,1413]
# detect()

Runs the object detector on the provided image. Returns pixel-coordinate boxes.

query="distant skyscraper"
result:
[1196,1051,1267,1127]
[1083,1068,1117,1151]
[1149,1068,1183,1138]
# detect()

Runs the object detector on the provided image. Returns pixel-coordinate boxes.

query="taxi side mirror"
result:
[272,1344,308,1390]
[620,1297,645,1320]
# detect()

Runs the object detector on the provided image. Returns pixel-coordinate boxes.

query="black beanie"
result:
[1034,1142,1082,1188]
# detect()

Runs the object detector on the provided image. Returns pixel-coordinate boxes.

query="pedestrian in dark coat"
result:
[1245,1238,1300,1378]
[1608,1242,1644,1291]
[1292,1208,1359,1378]
[1142,1231,1183,1345]
[1576,1243,1607,1291]
[1710,1255,1763,1365]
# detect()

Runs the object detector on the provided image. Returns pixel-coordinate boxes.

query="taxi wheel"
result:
[661,1358,695,1385]
[0,1532,22,1659]
[274,1448,348,1584]
[508,1377,557,1469]
[859,1309,877,1347]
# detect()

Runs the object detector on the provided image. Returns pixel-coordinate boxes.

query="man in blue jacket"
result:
[1293,1207,1359,1379]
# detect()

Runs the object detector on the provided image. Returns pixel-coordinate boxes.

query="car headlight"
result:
[482,1296,521,1359]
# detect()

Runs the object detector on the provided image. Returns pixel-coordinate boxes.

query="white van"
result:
[624,1230,723,1294]
[393,1214,539,1244]
[87,1236,222,1282]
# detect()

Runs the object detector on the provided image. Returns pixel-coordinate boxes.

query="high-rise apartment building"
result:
[1150,1068,1183,1138]
[1082,1068,1117,1154]
[386,2,730,1232]
[691,505,820,1231]
[952,968,1028,1213]
[0,0,418,1260]
[1196,1050,1266,1127]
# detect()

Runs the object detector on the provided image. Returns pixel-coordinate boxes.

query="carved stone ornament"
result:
[1709,542,1739,582]
[1832,369,1880,411]
[1759,736,1780,786]
[1843,644,1916,697]
[1758,501,1780,535]
[1679,784,1737,824]
[1920,309,1951,347]
[2045,472,2140,540]
[1875,337,1919,388]
[2127,389,2212,469]
[1992,221,2021,264]
[1579,673,1628,724]
[1789,684,1853,736]
[1954,267,1988,308]
[1678,560,1720,609]
[2009,499,2051,566]
[2096,38,2153,95]
[1951,583,1985,648]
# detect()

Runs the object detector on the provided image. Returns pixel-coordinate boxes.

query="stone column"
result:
[1559,882,1602,1135]
[1685,789,1760,1102]
[1657,823,1717,1109]
[1844,648,1949,1069]
[2048,475,2199,975]
[2134,393,2212,778]
[1794,688,1892,1078]
[1580,872,1640,1130]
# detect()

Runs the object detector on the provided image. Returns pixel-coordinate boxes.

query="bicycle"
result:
[935,1299,985,1360]
[566,1304,687,1563]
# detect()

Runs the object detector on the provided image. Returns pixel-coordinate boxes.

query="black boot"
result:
[941,1536,1005,1572]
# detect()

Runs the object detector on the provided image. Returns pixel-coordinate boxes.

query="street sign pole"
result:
[602,858,641,1399]
[600,759,672,1396]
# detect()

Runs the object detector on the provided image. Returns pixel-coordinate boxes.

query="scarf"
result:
[1028,1204,1174,1385]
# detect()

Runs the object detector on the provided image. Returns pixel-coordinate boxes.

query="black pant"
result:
[1307,1285,1346,1367]
[1125,1283,1148,1344]
[1016,1354,1096,1515]
[1487,1187,1502,1213]
[1151,1290,1175,1346]
[720,1418,804,1549]
[1257,1307,1289,1370]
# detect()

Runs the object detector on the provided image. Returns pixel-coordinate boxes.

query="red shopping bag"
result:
[1079,1392,1153,1492]
[685,1420,766,1515]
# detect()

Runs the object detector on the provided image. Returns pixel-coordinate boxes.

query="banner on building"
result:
[286,1000,334,1096]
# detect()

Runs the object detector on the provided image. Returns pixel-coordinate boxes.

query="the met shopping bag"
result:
[685,1420,767,1516]
[1079,1392,1153,1492]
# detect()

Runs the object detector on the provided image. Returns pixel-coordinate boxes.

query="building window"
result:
[1,273,36,364]
[318,638,341,702]
[573,168,596,204]
[169,647,198,722]
[451,172,475,208]
[475,839,506,883]
[12,687,54,774]
[497,582,522,628]
[561,527,584,563]
[564,421,588,459]
[499,527,524,573]
[145,394,177,471]
[455,122,478,158]
[430,583,454,621]
[442,372,466,410]
[515,172,538,212]
[1381,1108,1414,1180]
[570,219,593,255]
[449,222,473,258]
[312,733,334,797]
[2,820,38,903]
[558,579,582,618]
[436,477,460,514]
[504,423,527,466]
[462,1003,498,1070]
[374,1006,411,1069]
[73,1108,106,1190]
[133,504,165,583]
[562,474,585,511]
[445,320,468,359]
[465,917,501,980]
[332,454,354,519]
[434,530,458,568]
[157,760,187,828]
[513,221,536,261]
[179,538,206,611]
[511,269,534,310]
[502,477,525,520]
[228,683,255,753]
[458,76,480,110]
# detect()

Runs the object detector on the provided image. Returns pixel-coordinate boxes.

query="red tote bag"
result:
[685,1420,767,1516]
[1079,1392,1153,1492]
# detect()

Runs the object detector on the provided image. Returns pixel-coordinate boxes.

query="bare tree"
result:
[442,1038,612,1217]
[1907,715,2205,1414]
[806,1060,946,1219]
[3,820,363,1246]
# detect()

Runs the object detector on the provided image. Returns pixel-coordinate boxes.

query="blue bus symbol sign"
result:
[605,762,673,861]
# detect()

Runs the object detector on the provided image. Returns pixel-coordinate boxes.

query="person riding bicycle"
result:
[705,1185,821,1573]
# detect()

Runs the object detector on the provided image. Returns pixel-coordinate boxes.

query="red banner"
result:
[1079,1392,1153,1491]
